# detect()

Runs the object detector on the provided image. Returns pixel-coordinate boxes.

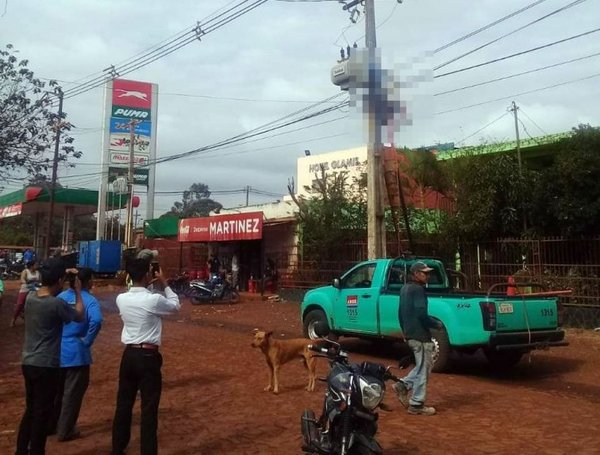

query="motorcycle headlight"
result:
[358,378,384,410]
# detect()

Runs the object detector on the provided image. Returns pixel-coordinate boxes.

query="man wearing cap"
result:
[393,261,442,416]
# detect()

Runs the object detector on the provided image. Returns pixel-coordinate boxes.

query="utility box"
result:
[78,240,122,274]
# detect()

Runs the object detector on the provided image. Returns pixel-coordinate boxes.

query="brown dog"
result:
[251,330,317,394]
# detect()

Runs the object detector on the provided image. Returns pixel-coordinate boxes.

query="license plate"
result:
[498,303,514,314]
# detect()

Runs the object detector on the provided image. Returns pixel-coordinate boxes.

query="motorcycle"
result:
[166,271,191,296]
[301,322,400,455]
[0,259,24,280]
[188,273,240,304]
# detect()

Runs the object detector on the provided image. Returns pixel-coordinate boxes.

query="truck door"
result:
[333,262,379,334]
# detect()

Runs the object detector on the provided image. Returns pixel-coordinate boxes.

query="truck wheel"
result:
[431,326,451,373]
[484,349,523,369]
[303,309,329,340]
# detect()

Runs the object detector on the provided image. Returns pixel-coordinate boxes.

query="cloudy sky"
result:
[2,0,599,220]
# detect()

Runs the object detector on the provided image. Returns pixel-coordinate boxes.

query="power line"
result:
[435,0,588,70]
[435,50,600,96]
[61,0,268,101]
[433,0,549,54]
[519,108,549,136]
[455,112,510,145]
[434,26,600,79]
[435,71,600,115]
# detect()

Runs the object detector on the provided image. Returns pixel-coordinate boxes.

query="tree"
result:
[164,182,222,218]
[288,166,367,265]
[530,124,600,237]
[0,44,80,182]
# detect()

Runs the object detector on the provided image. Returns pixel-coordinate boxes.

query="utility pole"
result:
[511,101,522,176]
[124,120,139,247]
[510,100,527,231]
[362,0,386,259]
[245,185,250,207]
[45,89,64,259]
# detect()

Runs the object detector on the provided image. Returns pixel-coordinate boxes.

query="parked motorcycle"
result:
[301,322,400,455]
[0,259,24,280]
[188,274,239,304]
[167,271,191,296]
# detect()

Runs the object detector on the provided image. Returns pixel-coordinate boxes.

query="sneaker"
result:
[392,381,409,408]
[408,405,436,416]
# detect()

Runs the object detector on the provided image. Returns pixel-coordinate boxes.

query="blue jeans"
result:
[401,339,434,406]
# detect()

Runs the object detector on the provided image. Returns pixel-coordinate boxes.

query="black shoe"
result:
[57,429,81,442]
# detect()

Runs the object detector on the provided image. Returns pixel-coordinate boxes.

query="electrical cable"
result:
[435,50,600,96]
[433,0,549,54]
[435,26,600,79]
[455,112,510,145]
[519,108,549,136]
[61,0,268,101]
[435,0,588,70]
[435,71,600,115]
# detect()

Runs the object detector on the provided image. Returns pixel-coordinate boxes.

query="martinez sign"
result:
[178,212,263,242]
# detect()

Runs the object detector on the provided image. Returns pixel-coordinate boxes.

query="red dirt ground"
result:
[1,281,599,454]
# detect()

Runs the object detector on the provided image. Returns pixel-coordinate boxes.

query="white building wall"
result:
[296,146,367,197]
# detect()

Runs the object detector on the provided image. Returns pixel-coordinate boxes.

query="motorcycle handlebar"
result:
[308,344,348,358]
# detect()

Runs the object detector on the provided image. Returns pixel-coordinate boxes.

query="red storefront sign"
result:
[0,203,22,219]
[178,212,263,242]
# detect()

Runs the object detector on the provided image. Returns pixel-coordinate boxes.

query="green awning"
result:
[144,216,179,238]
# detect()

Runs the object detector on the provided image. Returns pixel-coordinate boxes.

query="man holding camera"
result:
[52,267,103,442]
[16,259,85,455]
[111,258,181,455]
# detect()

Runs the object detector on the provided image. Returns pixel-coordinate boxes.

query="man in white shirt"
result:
[111,258,180,455]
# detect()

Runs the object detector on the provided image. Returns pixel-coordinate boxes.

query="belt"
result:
[127,343,159,350]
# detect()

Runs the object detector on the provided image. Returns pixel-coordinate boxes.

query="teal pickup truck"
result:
[300,257,567,371]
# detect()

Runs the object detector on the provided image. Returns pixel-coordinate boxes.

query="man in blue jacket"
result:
[53,267,103,441]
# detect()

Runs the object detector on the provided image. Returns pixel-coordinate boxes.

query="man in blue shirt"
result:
[52,267,103,442]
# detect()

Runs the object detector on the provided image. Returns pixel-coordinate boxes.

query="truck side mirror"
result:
[332,278,341,289]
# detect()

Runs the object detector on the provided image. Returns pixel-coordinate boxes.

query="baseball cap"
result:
[410,261,434,274]
[137,249,159,261]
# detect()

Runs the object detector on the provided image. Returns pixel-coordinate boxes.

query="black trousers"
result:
[112,347,162,455]
[16,365,60,455]
[52,366,90,440]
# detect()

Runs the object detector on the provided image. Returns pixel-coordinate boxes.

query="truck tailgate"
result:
[494,297,558,332]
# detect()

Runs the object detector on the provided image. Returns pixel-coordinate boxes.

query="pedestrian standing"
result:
[52,268,103,442]
[231,252,240,290]
[15,260,84,455]
[112,258,181,455]
[393,261,442,416]
[11,261,41,327]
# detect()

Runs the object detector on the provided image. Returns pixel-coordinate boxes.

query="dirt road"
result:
[1,284,599,454]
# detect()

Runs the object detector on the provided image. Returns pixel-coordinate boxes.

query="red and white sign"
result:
[178,212,263,242]
[346,295,358,307]
[112,79,152,109]
[110,152,149,165]
[0,203,22,219]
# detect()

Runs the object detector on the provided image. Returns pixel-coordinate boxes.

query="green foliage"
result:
[426,147,536,242]
[289,166,367,265]
[164,182,222,218]
[0,44,80,181]
[530,124,600,237]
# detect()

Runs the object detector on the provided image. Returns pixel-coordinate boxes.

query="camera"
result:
[151,261,160,277]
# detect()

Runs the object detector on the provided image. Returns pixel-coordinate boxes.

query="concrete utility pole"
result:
[245,185,250,207]
[45,89,64,259]
[124,120,139,247]
[510,100,527,231]
[511,101,522,176]
[363,0,386,259]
